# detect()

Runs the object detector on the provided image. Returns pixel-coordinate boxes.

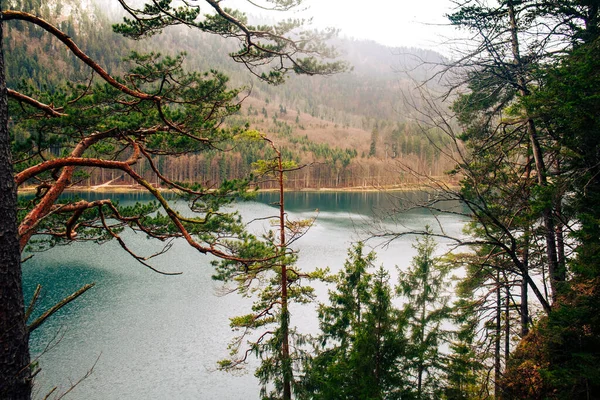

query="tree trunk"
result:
[507,0,561,304]
[0,12,32,399]
[521,160,531,337]
[494,272,501,399]
[277,150,292,400]
[417,298,426,399]
[521,274,529,337]
[505,284,510,363]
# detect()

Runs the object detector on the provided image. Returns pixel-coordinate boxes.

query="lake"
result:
[23,191,466,399]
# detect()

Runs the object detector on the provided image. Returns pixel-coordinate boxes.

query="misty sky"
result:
[302,0,457,50]
[224,0,458,51]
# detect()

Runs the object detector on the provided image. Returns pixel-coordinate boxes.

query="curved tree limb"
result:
[3,10,157,101]
[7,89,66,117]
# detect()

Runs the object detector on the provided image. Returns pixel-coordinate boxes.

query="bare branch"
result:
[7,89,66,117]
[28,283,95,333]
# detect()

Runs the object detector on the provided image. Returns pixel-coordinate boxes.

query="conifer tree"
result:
[214,131,325,400]
[397,229,451,400]
[0,1,345,397]
[304,243,408,399]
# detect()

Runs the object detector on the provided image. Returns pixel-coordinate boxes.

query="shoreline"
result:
[18,183,453,194]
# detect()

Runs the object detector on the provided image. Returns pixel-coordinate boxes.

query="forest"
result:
[3,0,456,190]
[1,0,599,399]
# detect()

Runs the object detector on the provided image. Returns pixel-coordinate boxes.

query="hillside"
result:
[5,0,456,189]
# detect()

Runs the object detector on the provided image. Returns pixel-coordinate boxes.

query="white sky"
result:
[224,0,459,52]
[299,0,457,51]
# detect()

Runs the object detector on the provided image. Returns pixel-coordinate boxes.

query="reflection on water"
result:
[23,191,466,399]
[257,190,450,214]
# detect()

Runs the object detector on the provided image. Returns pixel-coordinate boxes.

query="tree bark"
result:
[0,11,32,399]
[275,145,291,400]
[507,0,561,304]
[505,284,510,363]
[494,271,501,399]
[520,273,529,337]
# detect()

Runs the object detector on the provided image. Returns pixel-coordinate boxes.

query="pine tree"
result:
[398,229,451,400]
[304,243,408,399]
[214,132,326,400]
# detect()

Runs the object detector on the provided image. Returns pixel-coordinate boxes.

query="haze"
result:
[303,0,456,50]
[224,0,457,51]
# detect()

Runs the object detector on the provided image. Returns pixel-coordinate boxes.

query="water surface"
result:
[24,191,465,399]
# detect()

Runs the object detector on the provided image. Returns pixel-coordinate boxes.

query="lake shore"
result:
[19,182,454,194]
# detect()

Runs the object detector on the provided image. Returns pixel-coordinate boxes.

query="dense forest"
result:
[4,0,456,190]
[1,0,599,399]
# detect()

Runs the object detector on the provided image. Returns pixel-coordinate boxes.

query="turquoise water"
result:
[23,191,465,399]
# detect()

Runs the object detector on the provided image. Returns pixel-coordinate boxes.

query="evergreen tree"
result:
[397,229,451,400]
[443,251,506,399]
[304,243,408,399]
[369,127,379,157]
[0,1,345,397]
[215,132,325,400]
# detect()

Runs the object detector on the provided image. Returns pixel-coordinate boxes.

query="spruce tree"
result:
[397,229,451,400]
[304,243,408,399]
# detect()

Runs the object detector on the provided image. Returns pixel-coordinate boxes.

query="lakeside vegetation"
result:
[4,0,456,191]
[1,0,599,399]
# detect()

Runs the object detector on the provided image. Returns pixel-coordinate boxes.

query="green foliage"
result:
[114,0,201,39]
[501,279,600,399]
[113,0,347,85]
[9,44,255,257]
[303,243,409,399]
[525,38,600,280]
[500,35,600,399]
[444,340,485,400]
[445,1,600,398]
[252,159,298,176]
[215,237,324,399]
[442,253,497,400]
[213,137,323,399]
[397,229,451,400]
[369,127,378,157]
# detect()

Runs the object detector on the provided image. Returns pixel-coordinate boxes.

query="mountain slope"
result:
[5,0,456,189]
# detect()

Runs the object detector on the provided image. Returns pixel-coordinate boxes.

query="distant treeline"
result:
[6,0,455,189]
